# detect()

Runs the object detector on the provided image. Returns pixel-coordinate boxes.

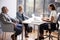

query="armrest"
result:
[2,23,15,32]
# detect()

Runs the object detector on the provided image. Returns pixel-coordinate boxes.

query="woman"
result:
[35,4,57,40]
[16,6,29,38]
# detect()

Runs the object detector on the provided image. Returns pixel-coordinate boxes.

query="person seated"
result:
[35,4,57,40]
[16,6,30,38]
[0,6,22,40]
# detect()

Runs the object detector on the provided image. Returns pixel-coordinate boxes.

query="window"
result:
[17,0,55,17]
[35,0,44,16]
[25,0,44,17]
[26,0,34,17]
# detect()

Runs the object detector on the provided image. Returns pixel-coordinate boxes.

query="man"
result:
[0,6,22,40]
[16,6,29,38]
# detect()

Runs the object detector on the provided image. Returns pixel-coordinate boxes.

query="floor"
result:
[0,30,60,40]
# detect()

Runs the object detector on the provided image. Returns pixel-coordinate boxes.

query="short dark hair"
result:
[1,6,6,12]
[49,4,56,10]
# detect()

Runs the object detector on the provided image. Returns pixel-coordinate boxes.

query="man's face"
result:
[3,7,8,14]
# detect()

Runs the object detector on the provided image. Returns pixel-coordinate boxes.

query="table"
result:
[22,16,49,40]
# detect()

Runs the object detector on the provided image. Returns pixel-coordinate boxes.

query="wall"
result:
[0,0,17,18]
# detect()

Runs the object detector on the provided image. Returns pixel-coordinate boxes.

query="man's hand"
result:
[12,23,17,27]
[12,23,16,25]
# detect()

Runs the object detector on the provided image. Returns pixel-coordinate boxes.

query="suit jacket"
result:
[0,13,23,32]
[16,12,28,22]
[0,13,16,24]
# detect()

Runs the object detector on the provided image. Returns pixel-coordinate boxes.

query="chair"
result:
[44,14,60,40]
[0,21,15,40]
[0,22,3,40]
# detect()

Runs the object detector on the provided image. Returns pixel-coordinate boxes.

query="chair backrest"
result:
[57,14,60,21]
[57,13,60,29]
[56,13,60,30]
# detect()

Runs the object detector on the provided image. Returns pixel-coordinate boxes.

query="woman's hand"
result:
[42,17,48,21]
[42,18,50,22]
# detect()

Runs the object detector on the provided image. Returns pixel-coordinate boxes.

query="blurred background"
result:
[0,0,60,40]
[0,0,60,18]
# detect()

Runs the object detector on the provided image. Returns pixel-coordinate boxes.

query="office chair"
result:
[0,22,3,40]
[0,21,15,40]
[44,14,60,40]
[44,22,59,40]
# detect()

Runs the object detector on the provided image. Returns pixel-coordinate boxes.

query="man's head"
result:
[1,6,8,14]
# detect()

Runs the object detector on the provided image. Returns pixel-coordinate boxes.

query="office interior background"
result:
[0,0,60,29]
[0,0,60,40]
[0,0,60,18]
